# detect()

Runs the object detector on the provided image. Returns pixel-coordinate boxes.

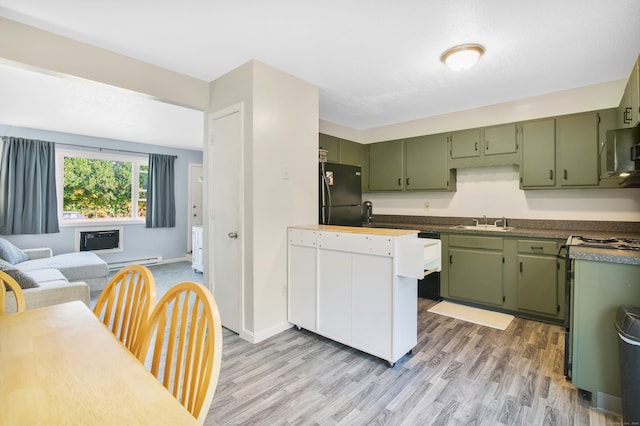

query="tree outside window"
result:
[58,151,147,222]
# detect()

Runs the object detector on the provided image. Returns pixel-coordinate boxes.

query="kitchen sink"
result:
[449,225,514,232]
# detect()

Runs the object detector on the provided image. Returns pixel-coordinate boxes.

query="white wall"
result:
[209,60,318,342]
[365,166,640,221]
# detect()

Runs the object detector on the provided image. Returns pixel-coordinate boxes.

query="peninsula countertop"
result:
[290,224,419,237]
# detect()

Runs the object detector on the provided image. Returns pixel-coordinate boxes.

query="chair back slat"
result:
[93,265,156,352]
[1,270,26,315]
[135,281,223,425]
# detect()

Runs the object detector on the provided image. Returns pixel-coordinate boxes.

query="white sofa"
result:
[1,243,109,313]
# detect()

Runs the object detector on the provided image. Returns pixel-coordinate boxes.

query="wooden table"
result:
[0,301,198,425]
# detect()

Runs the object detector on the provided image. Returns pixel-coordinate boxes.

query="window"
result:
[56,150,147,223]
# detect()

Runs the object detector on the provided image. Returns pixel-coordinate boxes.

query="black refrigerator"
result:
[319,162,363,226]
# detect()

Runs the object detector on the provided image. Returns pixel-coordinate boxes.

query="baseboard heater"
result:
[108,256,163,271]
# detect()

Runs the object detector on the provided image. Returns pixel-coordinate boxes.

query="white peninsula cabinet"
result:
[288,225,441,366]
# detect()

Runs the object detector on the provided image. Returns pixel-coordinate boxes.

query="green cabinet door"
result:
[556,112,599,187]
[448,247,504,306]
[516,254,558,316]
[405,134,450,190]
[572,261,640,405]
[319,134,340,163]
[450,129,481,158]
[484,124,517,156]
[340,140,369,192]
[369,140,404,191]
[521,119,556,188]
[340,139,366,166]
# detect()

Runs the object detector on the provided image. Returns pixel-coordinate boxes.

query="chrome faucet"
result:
[494,216,507,228]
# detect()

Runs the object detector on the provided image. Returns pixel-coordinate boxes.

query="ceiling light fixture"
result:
[440,44,485,71]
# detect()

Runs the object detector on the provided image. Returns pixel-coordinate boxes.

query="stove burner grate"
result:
[574,236,619,244]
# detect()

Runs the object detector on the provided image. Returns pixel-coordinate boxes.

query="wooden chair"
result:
[93,265,157,353]
[135,281,223,424]
[0,270,26,315]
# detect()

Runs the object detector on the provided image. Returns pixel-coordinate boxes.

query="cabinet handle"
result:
[549,170,554,180]
[485,140,489,150]
[474,141,478,151]
[397,177,402,186]
[563,169,568,180]
[531,246,544,251]
[519,262,523,273]
[449,254,453,264]
[406,177,410,186]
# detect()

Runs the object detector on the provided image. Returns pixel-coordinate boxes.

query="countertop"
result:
[367,215,640,266]
[290,224,419,237]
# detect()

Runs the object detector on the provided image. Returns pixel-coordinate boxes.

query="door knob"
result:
[228,232,238,239]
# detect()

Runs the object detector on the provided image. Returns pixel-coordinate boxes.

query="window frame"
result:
[56,149,148,227]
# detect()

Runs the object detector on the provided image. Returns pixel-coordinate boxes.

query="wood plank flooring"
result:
[204,298,622,426]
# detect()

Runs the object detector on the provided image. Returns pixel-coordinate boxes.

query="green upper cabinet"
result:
[319,134,369,192]
[405,134,454,191]
[521,112,600,189]
[449,124,519,169]
[556,112,599,187]
[368,139,404,191]
[520,119,556,188]
[319,133,340,163]
[617,56,639,128]
[341,139,369,192]
[450,129,480,159]
[484,124,518,156]
[368,136,455,192]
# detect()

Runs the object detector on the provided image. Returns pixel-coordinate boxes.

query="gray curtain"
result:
[146,153,176,228]
[0,137,59,235]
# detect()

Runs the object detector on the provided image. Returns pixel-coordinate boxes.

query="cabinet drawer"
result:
[449,234,503,250]
[288,229,317,247]
[317,232,394,257]
[517,240,557,255]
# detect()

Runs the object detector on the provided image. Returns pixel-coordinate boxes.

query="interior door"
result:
[187,163,203,252]
[210,104,243,334]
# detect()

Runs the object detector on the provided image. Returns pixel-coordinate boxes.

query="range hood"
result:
[601,126,639,187]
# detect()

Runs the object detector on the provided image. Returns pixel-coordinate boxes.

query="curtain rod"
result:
[55,142,177,159]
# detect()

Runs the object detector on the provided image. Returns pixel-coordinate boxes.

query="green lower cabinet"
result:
[516,254,559,316]
[514,238,564,321]
[442,234,565,323]
[446,235,505,307]
[449,248,504,305]
[572,260,640,408]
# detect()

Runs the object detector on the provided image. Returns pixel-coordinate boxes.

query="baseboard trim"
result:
[250,321,293,344]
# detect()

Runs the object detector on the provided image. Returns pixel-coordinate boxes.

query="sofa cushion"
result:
[15,252,108,281]
[22,268,67,284]
[0,238,28,264]
[0,260,40,290]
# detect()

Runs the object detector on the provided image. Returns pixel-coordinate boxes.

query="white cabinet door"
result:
[317,249,352,344]
[351,253,392,359]
[288,243,317,331]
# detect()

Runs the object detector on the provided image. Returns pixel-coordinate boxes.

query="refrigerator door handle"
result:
[321,168,332,225]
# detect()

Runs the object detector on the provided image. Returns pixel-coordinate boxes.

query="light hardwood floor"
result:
[205,298,622,426]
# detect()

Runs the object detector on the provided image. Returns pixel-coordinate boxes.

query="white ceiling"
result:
[0,1,639,150]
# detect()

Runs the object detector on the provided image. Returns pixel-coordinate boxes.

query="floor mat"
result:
[427,300,514,330]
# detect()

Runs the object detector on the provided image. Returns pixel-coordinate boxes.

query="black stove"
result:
[568,235,640,252]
